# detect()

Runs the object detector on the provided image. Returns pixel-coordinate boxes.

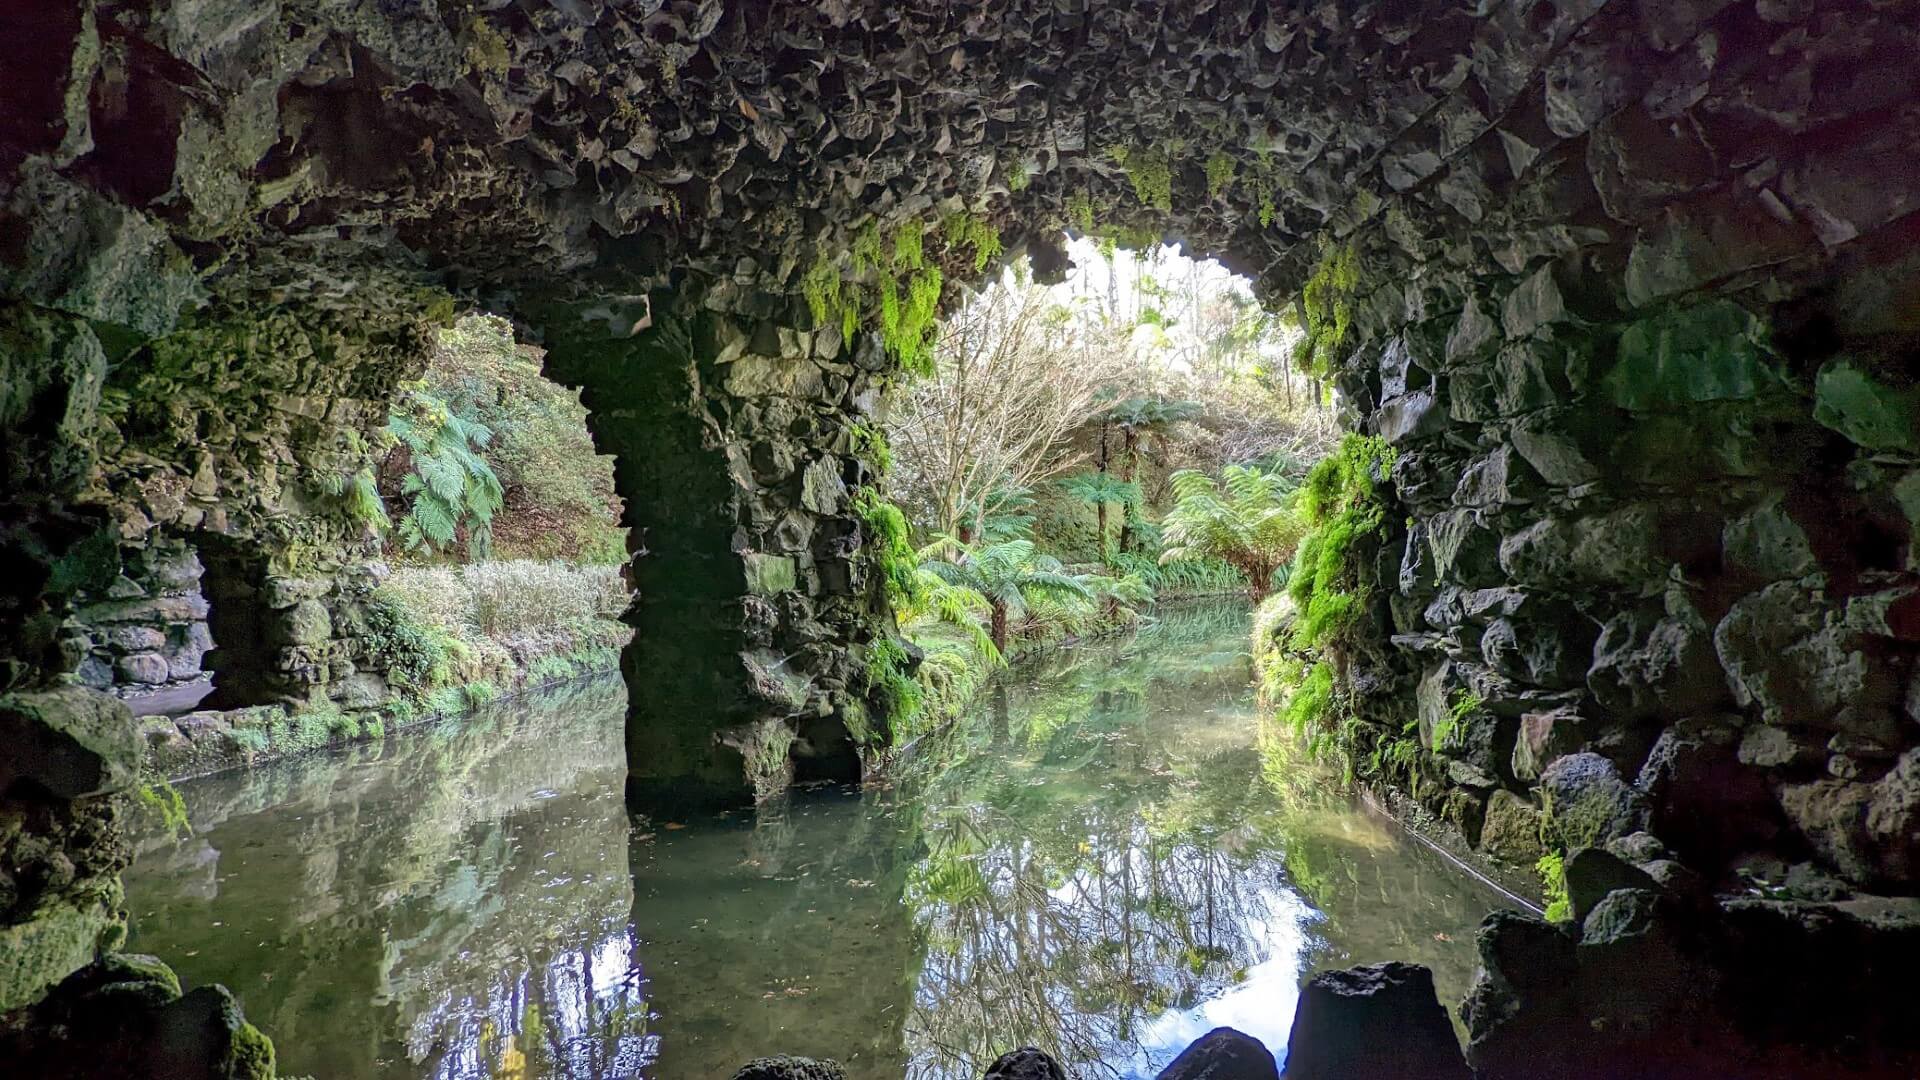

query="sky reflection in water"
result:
[125,605,1507,1079]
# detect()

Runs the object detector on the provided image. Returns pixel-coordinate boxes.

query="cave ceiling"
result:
[0,0,1763,324]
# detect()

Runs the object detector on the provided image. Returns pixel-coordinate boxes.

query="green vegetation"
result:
[408,316,626,563]
[1204,152,1235,199]
[919,538,1098,653]
[803,212,1006,377]
[385,391,505,556]
[134,780,191,837]
[1066,191,1097,234]
[370,559,628,705]
[1158,465,1307,600]
[1252,434,1400,777]
[1538,851,1571,922]
[1108,145,1175,212]
[1059,471,1141,556]
[1293,241,1360,380]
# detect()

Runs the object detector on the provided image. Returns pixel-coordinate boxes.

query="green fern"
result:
[386,394,504,556]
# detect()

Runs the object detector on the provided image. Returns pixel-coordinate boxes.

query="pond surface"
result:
[125,605,1510,1079]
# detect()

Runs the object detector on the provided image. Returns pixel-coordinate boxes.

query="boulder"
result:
[1722,493,1817,581]
[103,626,166,653]
[1715,581,1899,731]
[1282,962,1470,1080]
[730,1057,847,1080]
[1813,360,1920,454]
[1512,706,1587,781]
[1575,889,1717,1045]
[982,1047,1065,1080]
[1497,507,1665,591]
[1539,752,1649,848]
[0,687,140,800]
[115,652,171,686]
[1462,911,1580,1080]
[0,955,276,1079]
[1635,717,1777,864]
[1563,847,1659,924]
[274,599,333,646]
[1480,789,1546,865]
[1155,1027,1276,1080]
[1586,598,1727,720]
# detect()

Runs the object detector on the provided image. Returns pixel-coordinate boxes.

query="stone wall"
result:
[67,538,213,702]
[1290,2,1920,1070]
[535,281,898,807]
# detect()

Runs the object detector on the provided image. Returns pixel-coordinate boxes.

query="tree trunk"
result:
[991,603,1010,654]
[1118,427,1139,555]
[1095,500,1108,553]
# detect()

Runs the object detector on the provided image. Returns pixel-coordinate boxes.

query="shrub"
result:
[414,315,626,562]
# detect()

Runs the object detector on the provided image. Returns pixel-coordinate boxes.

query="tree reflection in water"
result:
[889,607,1503,1078]
[124,606,1505,1080]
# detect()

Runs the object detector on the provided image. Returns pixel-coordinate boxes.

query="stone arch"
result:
[5,0,1920,1073]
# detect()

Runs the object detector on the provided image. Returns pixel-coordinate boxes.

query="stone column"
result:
[533,281,895,810]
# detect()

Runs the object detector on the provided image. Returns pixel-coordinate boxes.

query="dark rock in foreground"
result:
[730,1055,849,1080]
[984,1046,1067,1080]
[1282,962,1471,1080]
[1157,1026,1279,1079]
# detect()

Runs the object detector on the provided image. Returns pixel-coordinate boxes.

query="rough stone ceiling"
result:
[0,1,1583,313]
[5,1,1916,324]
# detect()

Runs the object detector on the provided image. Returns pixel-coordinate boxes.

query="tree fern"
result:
[1159,465,1305,599]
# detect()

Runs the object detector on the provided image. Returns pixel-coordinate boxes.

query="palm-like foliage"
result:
[899,565,1004,666]
[1058,471,1141,556]
[386,394,505,556]
[1158,466,1305,600]
[919,538,1096,651]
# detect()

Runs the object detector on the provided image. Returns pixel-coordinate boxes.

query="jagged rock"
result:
[1462,910,1581,1079]
[1480,789,1546,865]
[1284,962,1470,1080]
[0,687,139,800]
[1497,507,1665,591]
[1539,753,1649,848]
[1715,581,1899,732]
[731,1056,848,1080]
[1814,360,1920,454]
[1155,1027,1276,1080]
[1564,847,1660,924]
[1738,724,1823,769]
[982,1047,1065,1080]
[1722,493,1817,581]
[1636,717,1777,864]
[1587,596,1728,720]
[1512,706,1587,782]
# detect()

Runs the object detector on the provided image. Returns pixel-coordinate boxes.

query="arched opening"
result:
[4,1,1920,1077]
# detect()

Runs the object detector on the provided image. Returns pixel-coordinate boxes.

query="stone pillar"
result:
[534,281,895,810]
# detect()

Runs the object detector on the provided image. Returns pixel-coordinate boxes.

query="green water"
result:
[125,605,1509,1079]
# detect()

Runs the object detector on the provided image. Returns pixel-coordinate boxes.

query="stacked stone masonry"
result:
[3,0,1919,1074]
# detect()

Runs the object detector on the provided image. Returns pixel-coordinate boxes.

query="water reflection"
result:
[125,606,1507,1080]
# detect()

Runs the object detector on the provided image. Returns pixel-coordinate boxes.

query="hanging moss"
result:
[1066,191,1096,234]
[940,211,1003,272]
[1204,151,1235,199]
[1107,144,1174,211]
[1293,240,1360,378]
[1261,434,1402,781]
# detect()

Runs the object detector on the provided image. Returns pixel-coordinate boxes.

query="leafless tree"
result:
[888,275,1128,540]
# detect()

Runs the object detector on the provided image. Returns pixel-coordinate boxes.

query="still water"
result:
[125,605,1509,1079]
